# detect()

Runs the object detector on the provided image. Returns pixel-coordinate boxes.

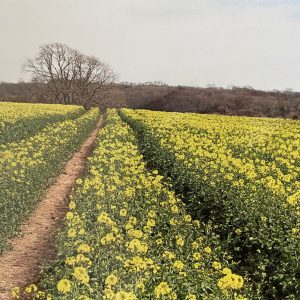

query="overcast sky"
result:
[1,0,300,91]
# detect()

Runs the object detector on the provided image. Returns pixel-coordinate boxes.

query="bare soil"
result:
[0,115,103,299]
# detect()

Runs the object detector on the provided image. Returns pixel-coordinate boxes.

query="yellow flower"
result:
[77,243,91,253]
[222,267,232,275]
[69,201,76,209]
[192,241,199,249]
[11,287,20,299]
[176,236,185,247]
[65,256,76,266]
[170,292,177,299]
[204,246,212,254]
[25,284,38,293]
[101,237,108,245]
[260,216,267,222]
[76,254,91,264]
[193,252,201,261]
[171,205,179,213]
[57,279,72,294]
[163,250,175,260]
[170,218,177,225]
[144,225,152,232]
[79,228,86,235]
[147,219,156,227]
[154,282,172,298]
[104,288,115,299]
[184,214,192,222]
[66,211,74,220]
[76,178,83,185]
[128,229,143,239]
[120,209,127,217]
[235,228,242,235]
[127,239,148,253]
[148,210,156,218]
[126,223,134,231]
[136,281,145,292]
[217,273,244,290]
[186,294,197,300]
[97,212,109,223]
[129,216,137,224]
[115,291,137,300]
[212,261,222,270]
[156,238,163,245]
[67,228,76,238]
[194,262,201,269]
[124,256,148,271]
[36,291,46,298]
[105,274,118,286]
[193,220,200,227]
[173,260,184,271]
[73,267,90,284]
[287,195,297,205]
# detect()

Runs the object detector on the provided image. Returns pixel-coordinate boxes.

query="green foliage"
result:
[32,110,252,299]
[120,109,300,299]
[0,107,99,253]
[0,102,85,144]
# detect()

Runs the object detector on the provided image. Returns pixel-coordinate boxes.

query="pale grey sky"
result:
[1,0,300,91]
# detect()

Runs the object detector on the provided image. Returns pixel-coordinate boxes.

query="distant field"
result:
[34,109,252,300]
[121,109,300,299]
[0,102,85,144]
[0,102,99,253]
[0,102,299,299]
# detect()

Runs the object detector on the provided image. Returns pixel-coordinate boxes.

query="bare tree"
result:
[24,43,116,106]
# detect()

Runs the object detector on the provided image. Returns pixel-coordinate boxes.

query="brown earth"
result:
[0,115,104,299]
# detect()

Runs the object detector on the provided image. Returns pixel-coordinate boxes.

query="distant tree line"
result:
[1,82,299,119]
[1,42,299,119]
[115,84,300,119]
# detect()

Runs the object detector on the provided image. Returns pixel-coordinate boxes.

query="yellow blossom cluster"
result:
[0,101,84,144]
[120,109,300,298]
[25,109,249,299]
[0,105,99,253]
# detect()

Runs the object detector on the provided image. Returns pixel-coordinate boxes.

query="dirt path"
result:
[0,115,103,299]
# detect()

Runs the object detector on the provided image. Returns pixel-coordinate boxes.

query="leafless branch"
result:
[24,43,117,106]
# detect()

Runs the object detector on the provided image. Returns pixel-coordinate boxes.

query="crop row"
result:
[0,102,85,144]
[0,107,99,253]
[120,109,300,299]
[18,109,251,299]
